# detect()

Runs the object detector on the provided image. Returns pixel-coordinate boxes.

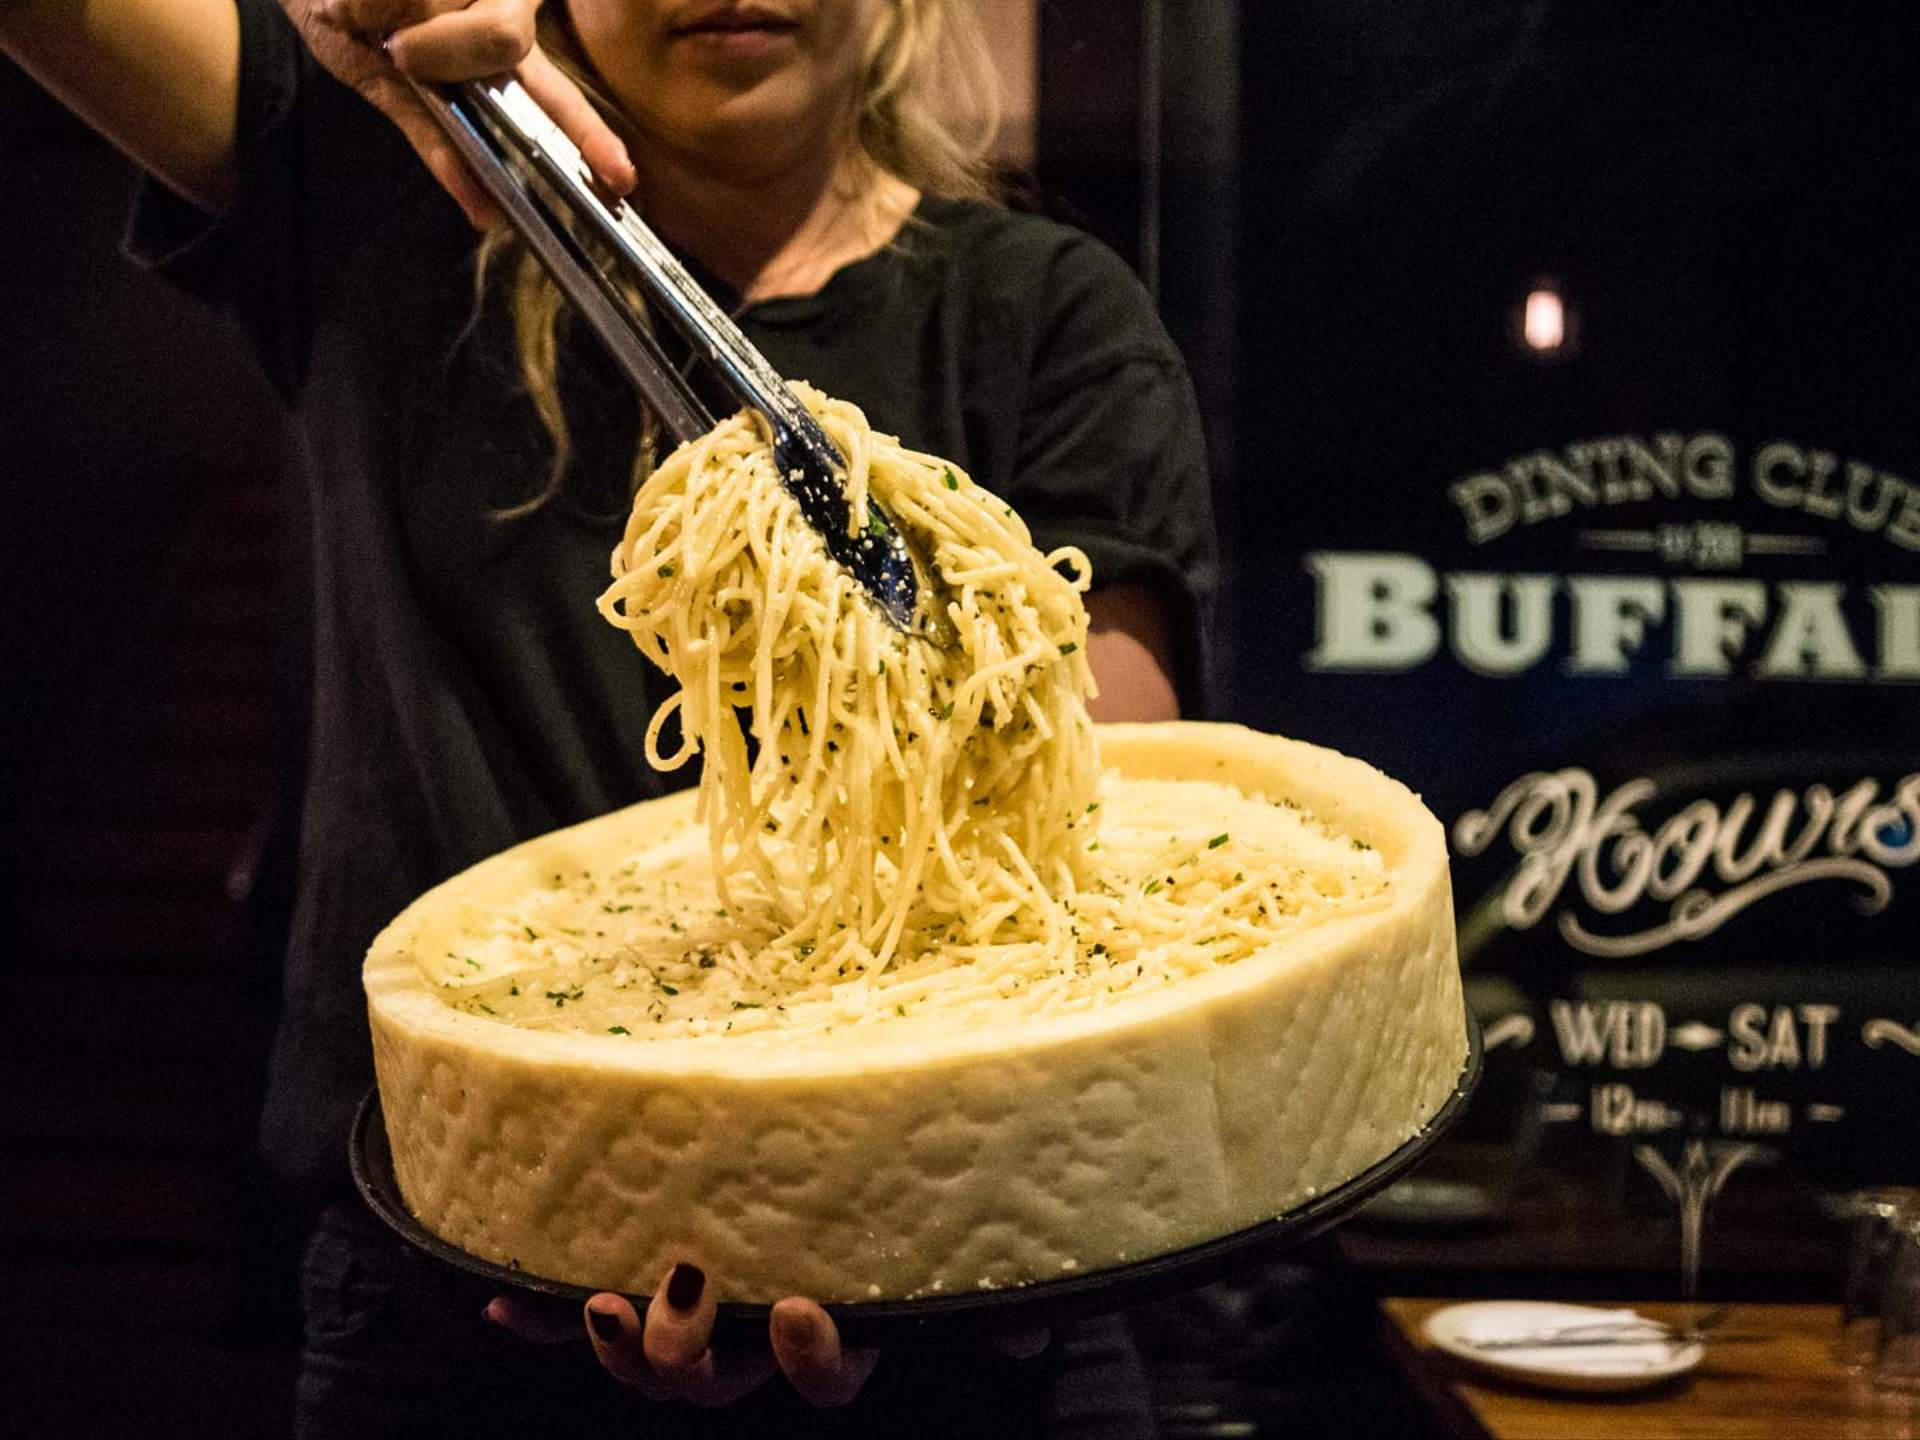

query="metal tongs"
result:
[410,76,931,636]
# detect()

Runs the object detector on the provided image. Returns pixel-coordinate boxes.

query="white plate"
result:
[1422,1301,1705,1393]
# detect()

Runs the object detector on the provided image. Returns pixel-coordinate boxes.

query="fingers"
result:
[769,1298,881,1407]
[384,0,536,80]
[482,1293,580,1345]
[583,1292,675,1398]
[304,0,635,224]
[990,1326,1053,1360]
[639,1261,720,1393]
[311,0,469,45]
[585,1264,776,1406]
[519,46,637,196]
[390,12,637,197]
[348,66,504,228]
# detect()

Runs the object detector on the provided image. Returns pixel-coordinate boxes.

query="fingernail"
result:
[665,1262,705,1312]
[587,1302,624,1342]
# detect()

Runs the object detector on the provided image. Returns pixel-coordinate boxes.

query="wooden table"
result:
[1383,1299,1920,1439]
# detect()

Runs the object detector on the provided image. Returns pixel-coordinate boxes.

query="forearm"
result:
[1085,583,1181,722]
[1,0,241,209]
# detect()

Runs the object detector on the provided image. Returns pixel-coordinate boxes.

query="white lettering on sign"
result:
[1727,1004,1839,1071]
[1453,770,1920,956]
[1754,444,1920,549]
[1304,553,1920,680]
[1590,1083,1685,1136]
[1443,434,1920,551]
[1449,433,1736,544]
[1548,1000,1666,1067]
[1720,1086,1792,1135]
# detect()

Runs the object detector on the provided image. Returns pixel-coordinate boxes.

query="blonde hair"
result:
[480,0,1004,517]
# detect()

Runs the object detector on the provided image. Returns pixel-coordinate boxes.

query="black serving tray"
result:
[351,1006,1480,1346]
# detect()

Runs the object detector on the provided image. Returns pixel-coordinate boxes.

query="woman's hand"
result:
[486,1262,1054,1406]
[485,1263,881,1407]
[283,0,636,228]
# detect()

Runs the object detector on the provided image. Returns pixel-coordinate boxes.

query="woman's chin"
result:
[658,86,831,174]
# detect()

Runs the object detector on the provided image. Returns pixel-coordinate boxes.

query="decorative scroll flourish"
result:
[1559,861,1892,958]
[1481,1014,1536,1050]
[1863,1019,1920,1058]
[1454,768,1919,958]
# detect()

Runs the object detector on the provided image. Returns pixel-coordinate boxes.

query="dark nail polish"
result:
[587,1304,624,1343]
[665,1262,706,1312]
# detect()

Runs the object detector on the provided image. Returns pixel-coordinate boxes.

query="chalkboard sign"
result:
[1229,2,1920,1246]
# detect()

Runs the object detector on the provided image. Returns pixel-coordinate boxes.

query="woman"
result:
[2,0,1216,1431]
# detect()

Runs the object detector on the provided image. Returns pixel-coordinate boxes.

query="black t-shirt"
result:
[132,0,1217,1186]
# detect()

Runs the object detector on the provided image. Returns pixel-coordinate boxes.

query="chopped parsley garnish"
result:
[1058,642,1078,656]
[731,1001,761,1010]
[1143,878,1163,895]
[943,467,959,490]
[657,565,674,578]
[659,983,679,996]
[1208,833,1230,849]
[608,1026,630,1035]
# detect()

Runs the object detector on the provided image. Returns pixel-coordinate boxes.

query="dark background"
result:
[6,2,1919,1434]
[0,59,304,1435]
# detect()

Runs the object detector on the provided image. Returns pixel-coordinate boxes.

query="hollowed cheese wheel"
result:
[364,721,1465,1302]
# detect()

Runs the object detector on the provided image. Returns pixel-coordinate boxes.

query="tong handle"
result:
[409,73,931,635]
[459,77,827,456]
[406,76,715,443]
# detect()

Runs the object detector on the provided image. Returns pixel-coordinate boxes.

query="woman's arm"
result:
[1085,583,1181,722]
[0,0,242,208]
[0,0,633,225]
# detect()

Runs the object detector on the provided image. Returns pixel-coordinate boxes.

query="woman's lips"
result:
[670,4,800,55]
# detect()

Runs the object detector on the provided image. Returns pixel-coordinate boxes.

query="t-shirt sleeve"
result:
[123,0,308,397]
[1007,234,1221,717]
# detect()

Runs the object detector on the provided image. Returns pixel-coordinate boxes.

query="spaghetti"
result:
[598,387,1097,979]
[569,389,1391,1028]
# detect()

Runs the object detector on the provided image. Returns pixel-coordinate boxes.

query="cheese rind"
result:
[365,722,1466,1301]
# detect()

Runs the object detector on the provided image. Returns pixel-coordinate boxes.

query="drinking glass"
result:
[1873,1215,1920,1393]
[1840,1191,1915,1372]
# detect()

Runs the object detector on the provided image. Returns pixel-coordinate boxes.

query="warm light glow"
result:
[1523,288,1566,351]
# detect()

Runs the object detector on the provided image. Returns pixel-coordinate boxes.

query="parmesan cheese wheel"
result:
[364,722,1465,1302]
